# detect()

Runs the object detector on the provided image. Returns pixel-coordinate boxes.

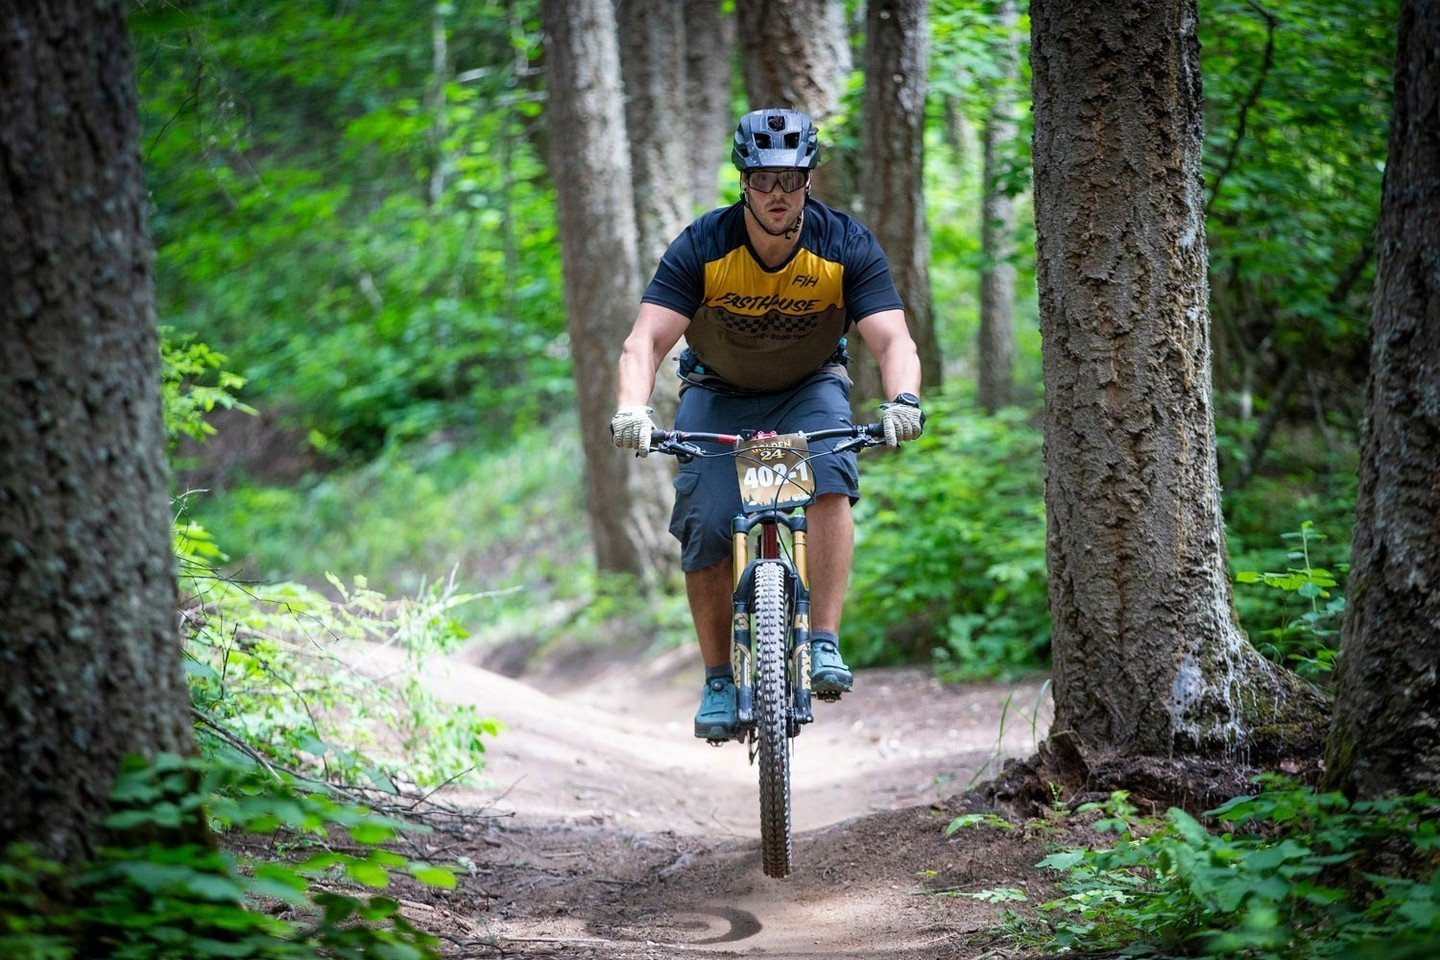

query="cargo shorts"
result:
[668,370,861,572]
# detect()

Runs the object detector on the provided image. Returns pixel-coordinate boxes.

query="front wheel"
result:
[753,561,792,879]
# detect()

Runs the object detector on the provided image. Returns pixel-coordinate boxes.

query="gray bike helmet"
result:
[731,109,821,171]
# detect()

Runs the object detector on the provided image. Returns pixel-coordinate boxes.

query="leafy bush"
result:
[1233,521,1347,678]
[848,396,1049,678]
[0,754,454,960]
[1028,779,1440,958]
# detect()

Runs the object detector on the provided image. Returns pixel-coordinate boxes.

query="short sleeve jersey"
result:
[641,199,905,394]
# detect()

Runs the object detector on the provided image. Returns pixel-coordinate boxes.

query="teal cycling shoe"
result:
[810,638,853,698]
[694,676,739,740]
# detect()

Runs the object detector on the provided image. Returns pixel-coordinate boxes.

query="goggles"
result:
[746,169,808,193]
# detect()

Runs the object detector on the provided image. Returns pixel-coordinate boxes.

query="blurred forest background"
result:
[137,0,1392,680]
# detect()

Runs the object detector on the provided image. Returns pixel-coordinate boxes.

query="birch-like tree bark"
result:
[977,0,1020,413]
[0,0,196,862]
[542,0,674,584]
[855,0,942,409]
[1030,0,1322,757]
[1324,0,1440,799]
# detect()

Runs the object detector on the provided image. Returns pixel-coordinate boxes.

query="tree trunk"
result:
[735,0,854,209]
[616,0,689,426]
[542,0,674,585]
[855,0,941,412]
[684,0,736,215]
[977,0,1020,413]
[1030,0,1323,759]
[616,0,690,273]
[1324,0,1440,799]
[0,0,195,863]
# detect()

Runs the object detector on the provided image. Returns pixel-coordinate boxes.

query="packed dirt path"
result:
[396,643,1055,959]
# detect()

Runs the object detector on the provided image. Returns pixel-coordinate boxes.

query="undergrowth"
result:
[1,754,454,959]
[949,780,1440,958]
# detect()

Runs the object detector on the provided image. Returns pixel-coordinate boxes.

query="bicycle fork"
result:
[730,512,815,734]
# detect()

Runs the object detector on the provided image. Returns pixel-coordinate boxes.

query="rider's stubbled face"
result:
[746,171,806,236]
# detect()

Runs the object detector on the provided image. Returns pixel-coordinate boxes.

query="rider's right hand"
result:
[610,405,657,457]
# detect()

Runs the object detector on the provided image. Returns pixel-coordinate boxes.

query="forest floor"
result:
[369,640,1069,959]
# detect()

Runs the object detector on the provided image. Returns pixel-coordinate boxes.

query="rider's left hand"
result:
[878,395,925,447]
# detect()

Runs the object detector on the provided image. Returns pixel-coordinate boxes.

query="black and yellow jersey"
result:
[641,199,904,394]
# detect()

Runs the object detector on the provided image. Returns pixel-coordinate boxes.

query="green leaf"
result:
[409,864,456,889]
[1036,850,1085,871]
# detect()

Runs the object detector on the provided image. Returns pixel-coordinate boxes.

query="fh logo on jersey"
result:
[792,274,819,288]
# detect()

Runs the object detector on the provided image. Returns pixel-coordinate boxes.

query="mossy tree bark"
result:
[542,0,674,584]
[854,0,942,412]
[1323,0,1440,799]
[1030,0,1324,758]
[0,0,196,863]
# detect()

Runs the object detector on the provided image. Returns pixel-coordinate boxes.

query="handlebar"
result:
[648,423,885,461]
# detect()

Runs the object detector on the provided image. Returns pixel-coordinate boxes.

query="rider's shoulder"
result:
[675,203,746,258]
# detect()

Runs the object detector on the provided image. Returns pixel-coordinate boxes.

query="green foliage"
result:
[1028,779,1440,958]
[1234,521,1347,677]
[186,414,692,653]
[848,395,1049,678]
[0,754,453,959]
[1203,0,1394,367]
[183,563,499,791]
[135,0,562,456]
[161,327,255,451]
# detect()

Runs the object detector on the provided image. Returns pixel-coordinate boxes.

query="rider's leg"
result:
[803,492,855,694]
[685,558,733,669]
[805,492,854,633]
[688,558,739,739]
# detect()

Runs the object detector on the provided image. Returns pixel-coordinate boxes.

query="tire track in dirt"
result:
[398,645,1052,958]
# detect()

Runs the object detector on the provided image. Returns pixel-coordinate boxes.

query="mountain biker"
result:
[610,108,925,740]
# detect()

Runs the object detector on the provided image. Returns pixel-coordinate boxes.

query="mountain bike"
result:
[650,422,885,879]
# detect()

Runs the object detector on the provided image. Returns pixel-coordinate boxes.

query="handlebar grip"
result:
[649,428,670,447]
[864,423,884,439]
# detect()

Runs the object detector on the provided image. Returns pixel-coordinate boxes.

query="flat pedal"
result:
[707,738,729,747]
[814,690,843,703]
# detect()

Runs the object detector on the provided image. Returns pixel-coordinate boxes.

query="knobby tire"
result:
[754,561,792,878]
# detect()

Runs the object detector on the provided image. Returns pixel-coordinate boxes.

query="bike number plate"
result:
[735,434,814,513]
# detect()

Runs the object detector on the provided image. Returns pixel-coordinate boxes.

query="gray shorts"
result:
[669,371,861,572]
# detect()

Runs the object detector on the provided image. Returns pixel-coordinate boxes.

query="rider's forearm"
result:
[616,329,660,408]
[874,336,922,401]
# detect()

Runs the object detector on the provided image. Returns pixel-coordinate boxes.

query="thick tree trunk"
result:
[0,0,195,863]
[1030,0,1323,758]
[616,0,689,424]
[542,0,673,584]
[977,0,1020,413]
[735,0,854,209]
[854,0,941,411]
[684,0,736,215]
[1324,0,1440,799]
[616,0,689,272]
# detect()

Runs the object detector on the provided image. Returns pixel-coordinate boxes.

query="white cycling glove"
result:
[610,405,657,457]
[878,397,925,447]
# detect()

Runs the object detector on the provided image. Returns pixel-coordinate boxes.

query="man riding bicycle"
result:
[610,109,925,740]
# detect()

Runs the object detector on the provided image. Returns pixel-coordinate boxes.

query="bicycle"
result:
[649,421,886,879]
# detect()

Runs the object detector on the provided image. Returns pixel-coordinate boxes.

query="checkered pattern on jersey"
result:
[696,305,825,342]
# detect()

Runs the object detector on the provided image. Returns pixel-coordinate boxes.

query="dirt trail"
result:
[405,644,1053,959]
